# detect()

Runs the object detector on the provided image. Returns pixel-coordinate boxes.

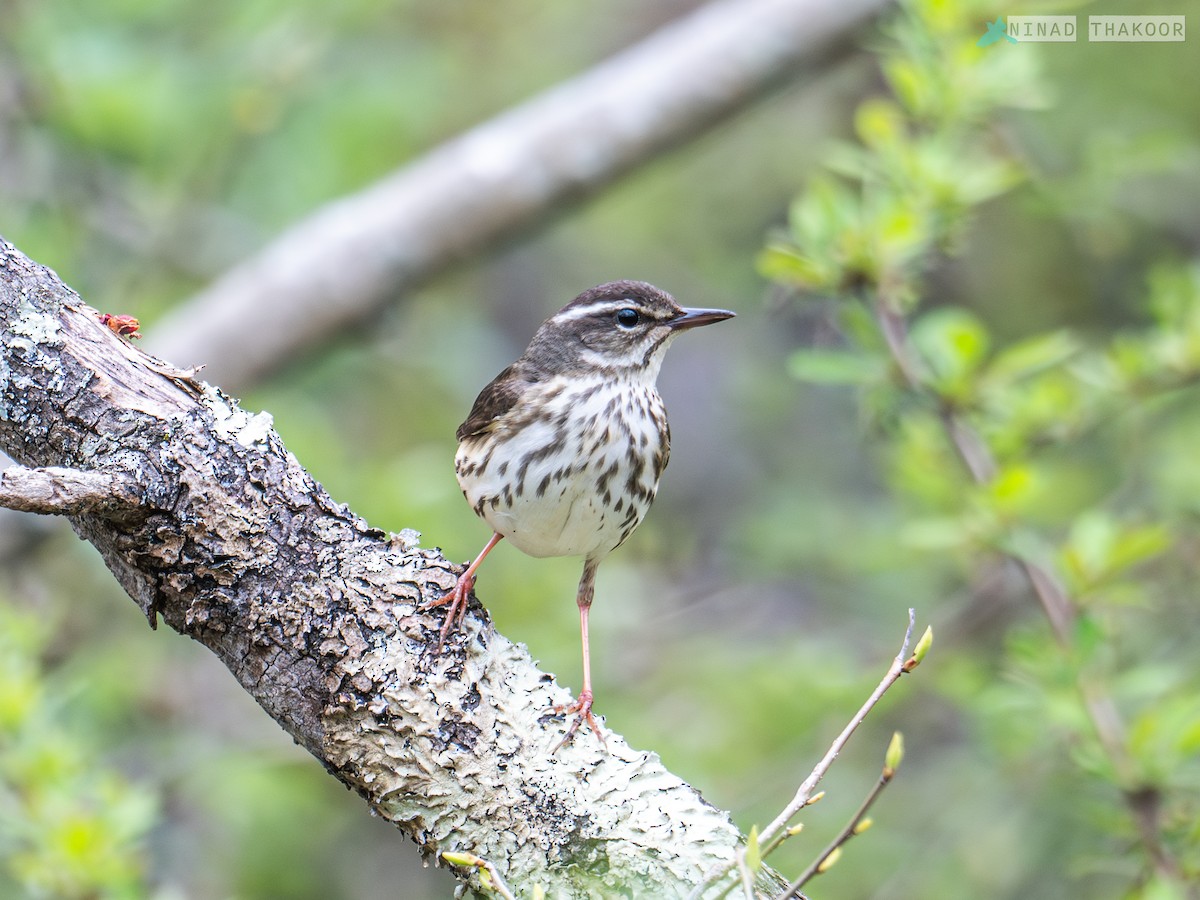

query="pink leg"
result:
[553,559,605,751]
[429,532,503,650]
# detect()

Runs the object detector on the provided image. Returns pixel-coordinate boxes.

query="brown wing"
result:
[455,361,536,442]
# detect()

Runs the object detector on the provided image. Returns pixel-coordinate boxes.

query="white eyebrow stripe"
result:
[551,300,629,322]
[552,300,677,324]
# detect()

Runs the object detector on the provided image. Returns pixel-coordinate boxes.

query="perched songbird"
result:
[435,280,734,748]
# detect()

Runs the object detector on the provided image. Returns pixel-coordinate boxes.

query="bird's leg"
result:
[428,532,503,650]
[553,559,605,752]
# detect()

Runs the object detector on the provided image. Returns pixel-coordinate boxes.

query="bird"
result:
[432,280,734,749]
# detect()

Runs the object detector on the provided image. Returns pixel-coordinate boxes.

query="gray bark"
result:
[0,239,784,896]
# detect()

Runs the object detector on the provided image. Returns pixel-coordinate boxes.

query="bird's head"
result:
[525,280,735,381]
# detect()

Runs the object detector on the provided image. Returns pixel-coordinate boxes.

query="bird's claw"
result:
[428,571,475,651]
[551,689,604,753]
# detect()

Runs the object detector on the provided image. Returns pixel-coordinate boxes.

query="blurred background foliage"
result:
[2,0,1199,896]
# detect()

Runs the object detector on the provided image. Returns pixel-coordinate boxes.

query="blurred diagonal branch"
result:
[0,238,791,898]
[146,0,890,392]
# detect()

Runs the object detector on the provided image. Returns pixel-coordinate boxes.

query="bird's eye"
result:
[615,308,640,329]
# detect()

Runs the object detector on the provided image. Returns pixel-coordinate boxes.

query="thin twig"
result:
[736,846,755,899]
[688,610,922,900]
[775,736,900,898]
[758,609,913,847]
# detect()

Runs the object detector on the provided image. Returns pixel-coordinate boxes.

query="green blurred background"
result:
[2,0,1199,897]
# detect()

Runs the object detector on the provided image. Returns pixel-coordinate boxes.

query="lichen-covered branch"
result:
[0,465,143,518]
[0,238,785,898]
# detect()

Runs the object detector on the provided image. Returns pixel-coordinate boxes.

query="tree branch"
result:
[0,237,788,897]
[145,0,891,392]
[0,465,143,518]
[777,732,902,898]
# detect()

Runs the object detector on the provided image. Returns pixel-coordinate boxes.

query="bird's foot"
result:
[426,570,475,651]
[551,689,605,753]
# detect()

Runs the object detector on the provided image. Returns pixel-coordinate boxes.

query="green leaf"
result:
[882,57,926,116]
[986,331,1082,383]
[909,307,991,390]
[854,98,906,150]
[744,825,762,874]
[1061,510,1116,586]
[1061,512,1170,592]
[874,191,931,269]
[1106,524,1171,576]
[1136,875,1189,900]
[988,464,1039,515]
[912,628,933,665]
[790,175,856,247]
[884,731,905,774]
[1071,612,1106,664]
[757,245,831,290]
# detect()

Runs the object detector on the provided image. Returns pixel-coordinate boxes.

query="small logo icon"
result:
[978,17,1019,46]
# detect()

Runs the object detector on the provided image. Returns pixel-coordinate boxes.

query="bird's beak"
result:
[669,307,736,331]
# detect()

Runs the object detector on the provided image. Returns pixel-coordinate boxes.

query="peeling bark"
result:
[0,465,143,517]
[0,238,782,897]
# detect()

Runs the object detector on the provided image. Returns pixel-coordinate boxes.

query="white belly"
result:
[455,376,667,560]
